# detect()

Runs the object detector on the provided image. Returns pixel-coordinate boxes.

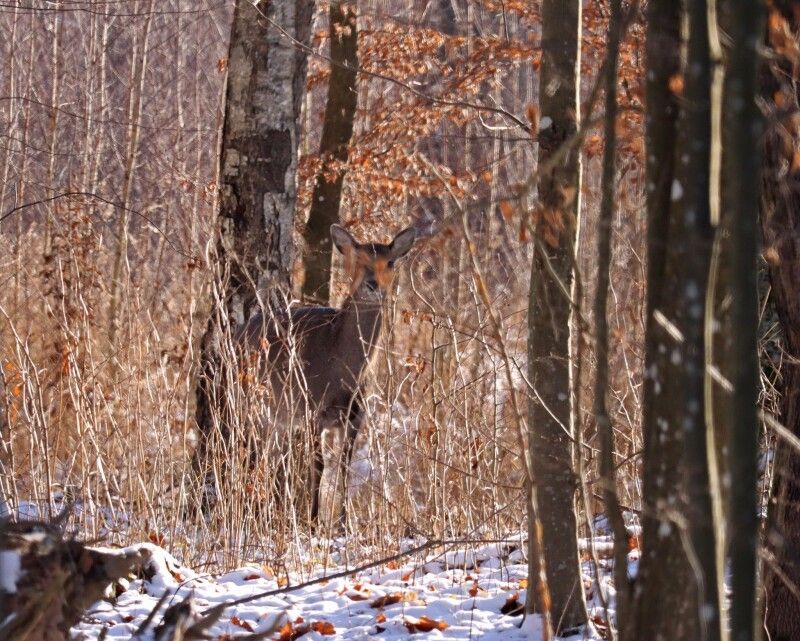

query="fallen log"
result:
[0,517,145,641]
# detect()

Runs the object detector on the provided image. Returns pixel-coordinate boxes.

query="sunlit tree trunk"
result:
[302,1,358,304]
[679,2,726,638]
[525,0,587,632]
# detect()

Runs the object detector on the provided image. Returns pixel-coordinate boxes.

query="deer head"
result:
[330,224,417,299]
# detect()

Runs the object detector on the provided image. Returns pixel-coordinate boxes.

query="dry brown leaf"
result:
[230,616,254,632]
[584,134,603,157]
[148,531,165,546]
[526,104,539,134]
[669,73,684,96]
[370,593,402,608]
[278,620,335,641]
[591,614,611,640]
[277,623,295,641]
[500,592,523,616]
[542,227,559,249]
[764,246,781,266]
[311,621,336,635]
[371,591,416,608]
[404,616,450,633]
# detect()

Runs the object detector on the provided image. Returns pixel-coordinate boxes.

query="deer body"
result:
[238,225,416,523]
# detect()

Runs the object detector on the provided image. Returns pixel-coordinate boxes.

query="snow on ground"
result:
[71,540,613,641]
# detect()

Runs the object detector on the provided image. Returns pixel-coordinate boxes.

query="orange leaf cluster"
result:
[277,620,336,641]
[230,616,253,632]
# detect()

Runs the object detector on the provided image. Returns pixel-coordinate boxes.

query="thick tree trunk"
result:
[302,1,358,304]
[634,2,696,639]
[193,0,313,487]
[525,0,587,632]
[635,3,727,641]
[761,6,800,639]
[724,1,764,640]
[216,0,312,319]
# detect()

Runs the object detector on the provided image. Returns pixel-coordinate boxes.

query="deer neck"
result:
[335,290,384,370]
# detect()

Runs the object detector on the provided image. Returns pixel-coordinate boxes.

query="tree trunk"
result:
[216,0,312,319]
[723,1,764,640]
[193,0,313,486]
[594,1,630,637]
[301,1,358,304]
[635,3,727,640]
[525,0,587,632]
[679,1,726,638]
[634,2,697,639]
[761,6,800,639]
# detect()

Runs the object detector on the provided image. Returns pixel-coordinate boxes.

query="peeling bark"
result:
[194,0,313,485]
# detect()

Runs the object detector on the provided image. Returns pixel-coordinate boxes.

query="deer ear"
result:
[389,226,416,260]
[330,224,356,254]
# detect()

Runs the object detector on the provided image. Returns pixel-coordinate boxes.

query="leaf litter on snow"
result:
[71,537,613,641]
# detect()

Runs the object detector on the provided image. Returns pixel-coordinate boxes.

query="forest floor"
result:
[70,538,618,641]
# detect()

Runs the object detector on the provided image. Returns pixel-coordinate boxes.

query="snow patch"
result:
[0,550,22,593]
[671,180,683,201]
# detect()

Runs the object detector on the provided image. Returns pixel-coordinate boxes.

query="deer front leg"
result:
[339,394,364,528]
[309,428,325,525]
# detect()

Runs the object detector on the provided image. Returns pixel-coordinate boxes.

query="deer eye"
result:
[387,260,396,269]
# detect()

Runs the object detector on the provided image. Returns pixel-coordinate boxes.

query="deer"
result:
[237,224,417,524]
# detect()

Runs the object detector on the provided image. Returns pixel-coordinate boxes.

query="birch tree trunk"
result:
[525,0,587,632]
[194,0,313,483]
[215,0,312,319]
